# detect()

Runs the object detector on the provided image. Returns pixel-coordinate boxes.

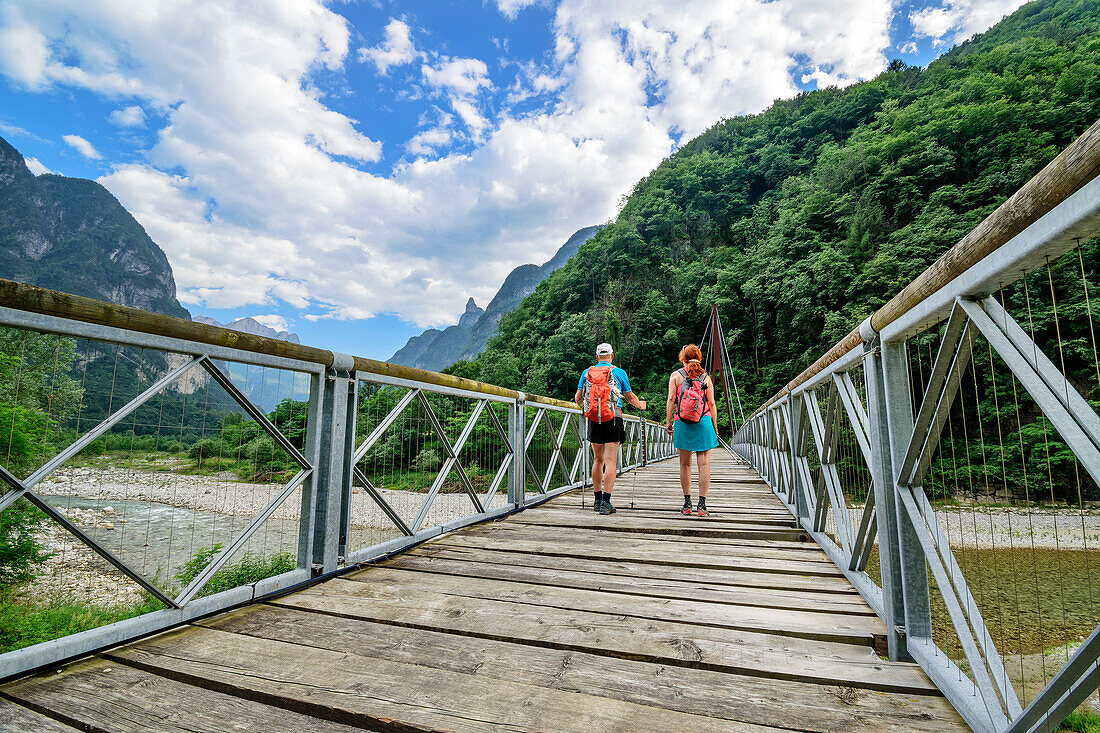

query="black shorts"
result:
[587,417,625,444]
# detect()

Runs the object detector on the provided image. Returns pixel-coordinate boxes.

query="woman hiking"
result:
[665,344,719,516]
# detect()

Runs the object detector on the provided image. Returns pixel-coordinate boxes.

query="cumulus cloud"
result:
[406,126,453,157]
[910,0,1028,46]
[0,0,1013,331]
[250,314,290,332]
[109,105,146,127]
[422,57,492,98]
[23,155,49,175]
[62,134,102,159]
[359,18,417,74]
[496,0,544,19]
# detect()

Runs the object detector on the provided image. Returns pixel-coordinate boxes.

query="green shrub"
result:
[188,437,224,466]
[0,499,51,587]
[411,446,443,473]
[174,544,296,598]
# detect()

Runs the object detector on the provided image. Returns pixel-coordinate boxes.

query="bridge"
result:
[0,118,1098,732]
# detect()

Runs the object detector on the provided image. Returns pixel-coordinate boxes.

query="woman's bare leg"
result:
[697,449,711,498]
[678,449,692,496]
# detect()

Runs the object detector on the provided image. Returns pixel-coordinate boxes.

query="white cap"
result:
[596,342,613,356]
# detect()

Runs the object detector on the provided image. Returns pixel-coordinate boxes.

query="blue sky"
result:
[0,0,1027,359]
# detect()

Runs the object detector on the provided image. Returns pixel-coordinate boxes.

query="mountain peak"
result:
[458,297,484,329]
[388,225,601,369]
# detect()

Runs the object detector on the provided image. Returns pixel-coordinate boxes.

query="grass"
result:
[1060,708,1100,732]
[0,591,163,654]
[0,545,298,653]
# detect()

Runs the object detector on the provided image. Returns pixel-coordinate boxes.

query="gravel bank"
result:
[823,503,1100,551]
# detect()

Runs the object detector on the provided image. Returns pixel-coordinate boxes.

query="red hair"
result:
[679,344,705,378]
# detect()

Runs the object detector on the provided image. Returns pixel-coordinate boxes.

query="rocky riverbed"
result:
[20,466,491,605]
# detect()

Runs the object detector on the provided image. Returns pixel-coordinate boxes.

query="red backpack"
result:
[583,366,619,423]
[676,368,708,423]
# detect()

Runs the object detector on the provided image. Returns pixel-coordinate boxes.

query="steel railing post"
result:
[310,354,357,574]
[508,394,526,507]
[862,321,930,660]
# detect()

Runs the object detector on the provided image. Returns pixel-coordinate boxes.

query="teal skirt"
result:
[673,416,719,452]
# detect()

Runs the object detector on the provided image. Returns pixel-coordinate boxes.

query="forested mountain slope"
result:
[448,0,1100,422]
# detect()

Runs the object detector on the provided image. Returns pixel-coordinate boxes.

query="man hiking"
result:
[575,342,647,515]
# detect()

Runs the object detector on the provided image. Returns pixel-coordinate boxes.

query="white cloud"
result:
[900,41,919,54]
[359,18,417,74]
[109,105,146,127]
[0,0,1021,332]
[910,1,1027,45]
[62,134,102,159]
[23,155,49,175]
[496,0,542,19]
[406,126,453,156]
[422,57,492,98]
[250,314,290,332]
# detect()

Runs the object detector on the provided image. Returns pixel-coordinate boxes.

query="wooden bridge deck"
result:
[0,454,965,732]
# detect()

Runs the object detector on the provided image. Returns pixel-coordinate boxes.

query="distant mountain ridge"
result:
[0,134,190,320]
[389,225,602,371]
[193,315,300,344]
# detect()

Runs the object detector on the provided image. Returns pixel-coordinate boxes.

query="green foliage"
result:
[174,543,295,599]
[411,446,443,473]
[0,592,163,654]
[0,500,51,587]
[1060,708,1100,733]
[188,437,224,466]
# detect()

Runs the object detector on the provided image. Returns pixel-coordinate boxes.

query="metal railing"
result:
[0,281,673,680]
[733,119,1100,732]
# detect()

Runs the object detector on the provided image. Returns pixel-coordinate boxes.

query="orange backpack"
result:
[583,366,618,423]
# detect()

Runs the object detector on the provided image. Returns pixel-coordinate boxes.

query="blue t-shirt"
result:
[578,361,632,408]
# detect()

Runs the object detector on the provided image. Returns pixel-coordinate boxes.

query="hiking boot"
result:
[592,496,602,513]
[681,497,694,515]
[599,500,615,515]
[696,500,709,518]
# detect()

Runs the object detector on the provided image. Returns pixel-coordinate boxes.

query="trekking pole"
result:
[631,414,644,509]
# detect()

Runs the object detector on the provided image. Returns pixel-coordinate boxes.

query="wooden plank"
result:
[430,534,845,578]
[409,544,861,595]
[524,504,799,526]
[1,658,364,733]
[482,512,808,541]
[382,553,876,615]
[0,699,81,732]
[462,522,835,562]
[108,627,785,733]
[269,584,936,692]
[199,604,964,732]
[341,569,885,641]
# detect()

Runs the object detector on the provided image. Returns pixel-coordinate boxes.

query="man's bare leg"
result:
[591,443,606,494]
[602,442,620,498]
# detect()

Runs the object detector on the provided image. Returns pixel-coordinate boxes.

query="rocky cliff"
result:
[0,135,190,319]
